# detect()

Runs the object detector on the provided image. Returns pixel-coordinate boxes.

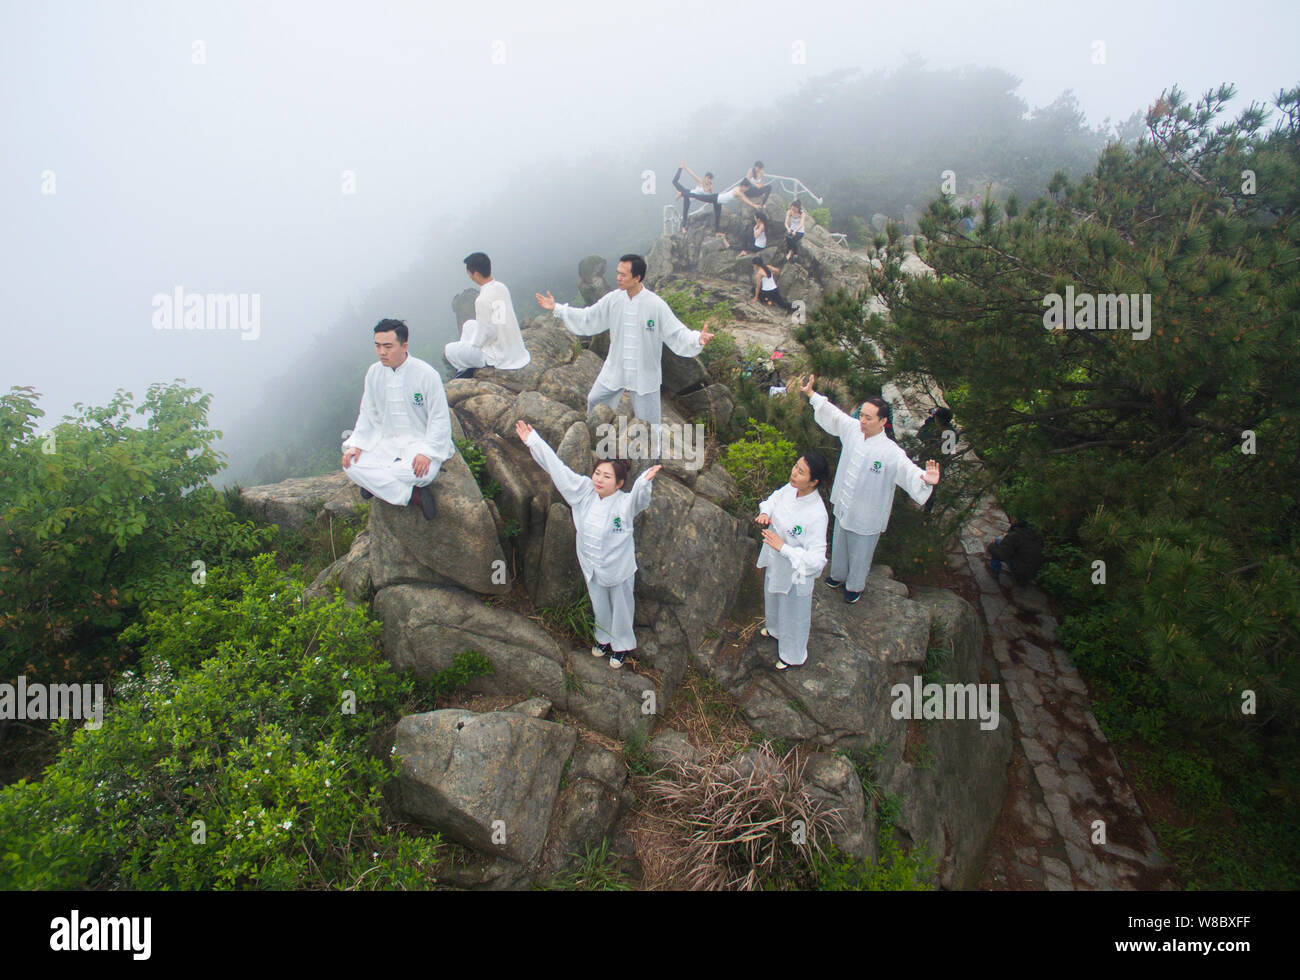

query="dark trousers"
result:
[758,287,794,311]
[673,169,721,230]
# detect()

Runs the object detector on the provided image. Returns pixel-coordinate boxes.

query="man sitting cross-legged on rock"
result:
[341,318,454,521]
[797,374,940,603]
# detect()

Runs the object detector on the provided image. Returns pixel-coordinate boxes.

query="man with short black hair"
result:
[342,319,454,520]
[536,254,712,426]
[798,376,940,602]
[445,252,530,378]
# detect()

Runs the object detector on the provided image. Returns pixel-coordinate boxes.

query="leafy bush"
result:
[722,420,797,513]
[809,207,832,228]
[424,650,495,700]
[0,556,441,889]
[0,384,274,687]
[455,437,498,499]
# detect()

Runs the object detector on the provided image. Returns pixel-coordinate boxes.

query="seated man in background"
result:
[444,251,531,379]
[342,318,454,520]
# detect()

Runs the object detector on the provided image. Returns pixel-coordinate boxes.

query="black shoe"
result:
[825,577,843,589]
[844,590,862,604]
[450,367,477,380]
[412,485,436,521]
[359,487,374,500]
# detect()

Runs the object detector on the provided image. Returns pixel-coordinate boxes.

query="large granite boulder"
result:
[366,452,509,595]
[578,255,612,306]
[392,709,576,865]
[376,583,569,703]
[239,472,353,531]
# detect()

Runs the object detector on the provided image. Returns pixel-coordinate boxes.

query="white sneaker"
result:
[591,644,606,657]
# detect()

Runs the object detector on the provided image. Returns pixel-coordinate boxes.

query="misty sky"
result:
[3,0,1297,449]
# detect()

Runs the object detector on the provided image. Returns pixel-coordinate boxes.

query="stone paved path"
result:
[955,497,1177,890]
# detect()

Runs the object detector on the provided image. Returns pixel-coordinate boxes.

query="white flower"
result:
[324,779,331,788]
[341,670,349,679]
[281,819,292,830]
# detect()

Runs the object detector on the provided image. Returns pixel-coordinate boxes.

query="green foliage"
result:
[538,591,596,645]
[0,556,442,889]
[798,82,1300,888]
[814,785,936,890]
[722,420,798,513]
[424,650,495,700]
[0,384,274,686]
[660,287,734,333]
[809,207,832,229]
[622,721,653,777]
[533,838,634,891]
[455,437,499,499]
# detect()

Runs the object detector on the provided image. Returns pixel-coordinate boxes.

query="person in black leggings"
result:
[753,258,795,311]
[672,164,722,231]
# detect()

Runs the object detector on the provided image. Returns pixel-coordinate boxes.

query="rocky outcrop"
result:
[696,564,1011,889]
[239,472,356,531]
[392,708,577,865]
[578,255,612,306]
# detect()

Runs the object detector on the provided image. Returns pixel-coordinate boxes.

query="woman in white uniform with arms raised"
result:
[516,419,661,669]
[755,450,831,669]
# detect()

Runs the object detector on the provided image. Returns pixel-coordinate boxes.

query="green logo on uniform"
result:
[647,319,656,330]
[612,517,623,531]
[413,393,424,405]
[872,460,882,471]
[792,525,803,535]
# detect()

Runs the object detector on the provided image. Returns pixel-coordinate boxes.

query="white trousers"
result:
[764,577,814,666]
[444,340,487,372]
[343,452,439,506]
[586,381,662,425]
[829,522,880,592]
[587,575,637,652]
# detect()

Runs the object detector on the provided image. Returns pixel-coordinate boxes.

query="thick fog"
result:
[3,0,1297,483]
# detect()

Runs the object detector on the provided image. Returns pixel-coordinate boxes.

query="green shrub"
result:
[722,420,797,513]
[809,207,832,228]
[0,384,274,686]
[455,438,498,499]
[0,556,441,889]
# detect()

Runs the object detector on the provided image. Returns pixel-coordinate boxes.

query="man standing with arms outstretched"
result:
[535,254,712,427]
[342,318,454,521]
[444,252,531,379]
[797,374,940,602]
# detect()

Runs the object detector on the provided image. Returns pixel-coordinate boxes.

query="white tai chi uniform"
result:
[342,355,455,506]
[810,392,932,592]
[551,286,704,426]
[525,429,653,653]
[445,279,531,373]
[757,483,829,666]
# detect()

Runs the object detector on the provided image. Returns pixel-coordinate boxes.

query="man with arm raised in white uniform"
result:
[535,253,713,429]
[444,251,531,379]
[342,319,454,521]
[797,374,940,602]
